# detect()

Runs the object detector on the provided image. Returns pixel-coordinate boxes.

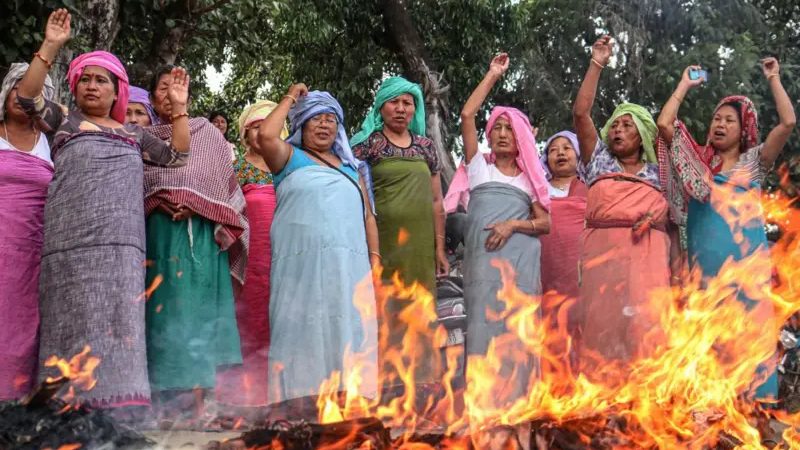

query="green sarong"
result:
[372,157,441,385]
[145,212,242,391]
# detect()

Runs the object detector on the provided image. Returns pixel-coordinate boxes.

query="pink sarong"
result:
[540,179,588,300]
[216,184,276,406]
[0,150,53,400]
[578,173,670,368]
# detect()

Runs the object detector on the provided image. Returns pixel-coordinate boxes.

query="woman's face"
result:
[301,113,338,151]
[379,93,415,134]
[151,73,173,121]
[74,66,117,118]
[489,116,518,156]
[607,114,642,159]
[125,103,151,127]
[3,83,29,122]
[245,119,263,151]
[710,104,742,151]
[547,137,578,178]
[211,114,228,135]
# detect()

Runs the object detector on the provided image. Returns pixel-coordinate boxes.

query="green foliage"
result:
[1,0,796,158]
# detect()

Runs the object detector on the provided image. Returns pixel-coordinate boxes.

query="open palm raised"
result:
[166,67,191,111]
[45,8,71,46]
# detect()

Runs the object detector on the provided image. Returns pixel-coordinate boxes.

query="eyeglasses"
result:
[308,116,338,126]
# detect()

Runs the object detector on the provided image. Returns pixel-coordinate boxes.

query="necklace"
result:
[2,121,39,153]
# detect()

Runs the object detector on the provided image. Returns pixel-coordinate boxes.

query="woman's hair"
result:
[719,101,742,124]
[208,110,229,124]
[149,65,174,93]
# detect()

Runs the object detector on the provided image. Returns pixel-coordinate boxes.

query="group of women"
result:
[0,7,796,425]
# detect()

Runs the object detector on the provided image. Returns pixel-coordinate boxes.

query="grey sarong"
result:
[463,182,541,403]
[38,133,150,406]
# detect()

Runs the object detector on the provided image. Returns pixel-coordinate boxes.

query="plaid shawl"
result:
[657,96,760,225]
[144,118,249,283]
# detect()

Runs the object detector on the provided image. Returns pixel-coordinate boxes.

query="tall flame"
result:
[309,187,800,449]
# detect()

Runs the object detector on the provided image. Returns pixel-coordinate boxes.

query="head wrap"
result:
[350,76,426,146]
[0,62,55,121]
[237,99,287,149]
[600,102,658,164]
[67,51,129,124]
[702,95,760,172]
[444,106,551,213]
[287,91,359,170]
[128,86,158,126]
[540,130,586,181]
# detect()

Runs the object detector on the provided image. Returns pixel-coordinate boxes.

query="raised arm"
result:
[256,83,307,173]
[165,67,191,153]
[18,9,71,99]
[573,35,613,165]
[461,53,509,164]
[656,66,705,144]
[760,57,797,168]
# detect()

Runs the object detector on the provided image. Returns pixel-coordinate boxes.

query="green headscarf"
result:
[350,76,426,146]
[600,102,658,164]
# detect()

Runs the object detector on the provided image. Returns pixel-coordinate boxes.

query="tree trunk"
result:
[127,1,188,87]
[83,0,121,50]
[378,0,456,185]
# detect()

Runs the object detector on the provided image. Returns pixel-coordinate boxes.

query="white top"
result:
[0,133,52,165]
[467,153,534,197]
[547,184,569,198]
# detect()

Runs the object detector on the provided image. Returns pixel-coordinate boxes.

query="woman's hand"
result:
[484,221,515,251]
[287,83,309,102]
[44,9,71,47]
[762,57,780,80]
[591,35,614,66]
[488,53,510,78]
[679,65,705,89]
[435,248,450,277]
[166,67,190,114]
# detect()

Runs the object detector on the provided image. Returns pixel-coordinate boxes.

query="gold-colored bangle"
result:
[530,219,537,233]
[369,251,382,260]
[34,52,52,68]
[171,112,189,121]
[767,73,779,81]
[591,58,605,69]
[284,94,297,104]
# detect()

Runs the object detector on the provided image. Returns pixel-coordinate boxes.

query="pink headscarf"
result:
[444,106,551,213]
[67,51,129,124]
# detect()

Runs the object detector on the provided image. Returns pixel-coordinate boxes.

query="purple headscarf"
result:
[128,86,159,126]
[540,130,585,181]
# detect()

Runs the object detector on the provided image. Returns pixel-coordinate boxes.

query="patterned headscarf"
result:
[67,51,129,123]
[600,102,658,164]
[540,130,585,181]
[701,95,760,173]
[350,76,426,146]
[0,62,55,121]
[237,99,287,149]
[128,86,158,126]
[287,90,359,170]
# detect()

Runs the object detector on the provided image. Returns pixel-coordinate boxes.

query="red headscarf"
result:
[700,95,760,174]
[67,51,129,124]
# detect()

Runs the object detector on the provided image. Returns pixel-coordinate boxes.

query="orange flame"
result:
[307,187,800,448]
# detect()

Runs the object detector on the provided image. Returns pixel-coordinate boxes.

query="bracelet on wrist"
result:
[284,94,297,104]
[591,58,605,69]
[171,112,189,121]
[671,94,684,103]
[369,251,382,260]
[34,52,53,68]
[767,73,779,81]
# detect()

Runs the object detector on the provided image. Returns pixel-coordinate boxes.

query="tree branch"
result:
[192,0,233,16]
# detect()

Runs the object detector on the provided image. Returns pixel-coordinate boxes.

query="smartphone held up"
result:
[689,68,708,82]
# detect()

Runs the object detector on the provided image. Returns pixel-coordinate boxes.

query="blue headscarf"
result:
[286,90,375,212]
[287,91,359,170]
